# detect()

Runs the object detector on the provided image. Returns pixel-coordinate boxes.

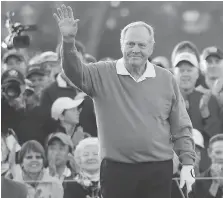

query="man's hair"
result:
[120,21,155,47]
[209,134,223,148]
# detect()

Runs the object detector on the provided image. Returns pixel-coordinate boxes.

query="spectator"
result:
[189,134,223,198]
[212,78,223,120]
[51,97,91,147]
[171,41,200,67]
[26,63,48,100]
[171,41,206,88]
[40,42,98,138]
[198,46,223,93]
[46,132,75,181]
[173,51,222,171]
[64,137,101,198]
[2,68,52,146]
[1,69,27,142]
[54,5,196,198]
[29,51,60,84]
[2,50,27,75]
[9,140,64,198]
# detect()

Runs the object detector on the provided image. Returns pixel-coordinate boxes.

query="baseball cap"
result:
[1,69,25,85]
[26,64,45,78]
[171,41,200,65]
[2,50,25,64]
[201,46,223,61]
[47,132,73,150]
[51,97,84,120]
[173,52,199,68]
[29,51,58,65]
[192,129,204,148]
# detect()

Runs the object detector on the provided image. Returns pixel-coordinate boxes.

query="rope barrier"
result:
[21,176,223,183]
[172,176,223,181]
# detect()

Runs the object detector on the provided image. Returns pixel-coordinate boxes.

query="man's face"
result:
[63,107,82,125]
[79,145,100,172]
[206,55,222,68]
[28,73,47,93]
[174,61,199,90]
[205,66,222,89]
[208,140,223,165]
[122,26,153,68]
[43,61,61,83]
[6,56,26,74]
[48,139,69,166]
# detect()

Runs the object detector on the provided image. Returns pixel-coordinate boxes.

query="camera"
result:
[2,11,37,50]
[1,69,25,100]
[2,81,21,99]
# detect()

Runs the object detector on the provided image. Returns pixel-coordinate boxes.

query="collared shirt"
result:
[116,58,156,82]
[45,166,72,181]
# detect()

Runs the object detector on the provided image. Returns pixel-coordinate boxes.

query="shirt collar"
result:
[56,73,68,88]
[45,166,72,180]
[116,58,156,82]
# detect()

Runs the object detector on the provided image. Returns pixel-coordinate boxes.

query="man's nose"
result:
[132,44,140,53]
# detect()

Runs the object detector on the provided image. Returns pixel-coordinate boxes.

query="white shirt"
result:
[45,166,72,181]
[116,58,156,82]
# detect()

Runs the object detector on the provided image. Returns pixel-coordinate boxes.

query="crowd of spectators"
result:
[1,25,223,198]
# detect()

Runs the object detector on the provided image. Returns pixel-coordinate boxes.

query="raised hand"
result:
[53,4,79,42]
[48,151,57,176]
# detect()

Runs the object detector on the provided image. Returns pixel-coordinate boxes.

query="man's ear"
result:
[59,114,65,121]
[195,68,200,80]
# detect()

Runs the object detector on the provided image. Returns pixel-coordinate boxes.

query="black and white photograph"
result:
[1,1,223,198]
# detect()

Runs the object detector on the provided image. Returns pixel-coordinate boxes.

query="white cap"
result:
[51,97,84,120]
[192,128,204,148]
[173,52,199,68]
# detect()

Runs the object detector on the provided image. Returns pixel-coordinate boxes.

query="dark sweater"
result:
[186,90,222,140]
[64,181,100,198]
[1,177,27,198]
[61,41,196,165]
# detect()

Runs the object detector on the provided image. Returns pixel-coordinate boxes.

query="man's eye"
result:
[127,42,135,47]
[139,43,146,48]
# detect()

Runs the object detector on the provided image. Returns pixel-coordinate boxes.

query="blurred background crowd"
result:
[1,1,223,198]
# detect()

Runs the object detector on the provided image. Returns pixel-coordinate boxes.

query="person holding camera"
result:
[2,50,27,75]
[1,69,27,139]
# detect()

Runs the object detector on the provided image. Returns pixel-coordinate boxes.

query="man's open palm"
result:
[53,4,79,41]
